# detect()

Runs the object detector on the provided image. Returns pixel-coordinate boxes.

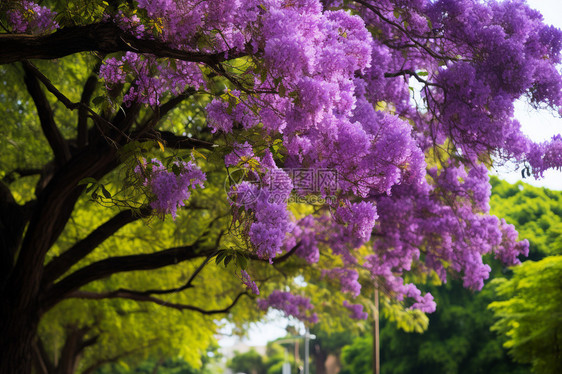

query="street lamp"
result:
[303,328,316,374]
[276,328,316,374]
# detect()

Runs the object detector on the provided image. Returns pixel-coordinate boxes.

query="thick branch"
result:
[137,88,198,133]
[384,70,441,87]
[68,290,250,314]
[247,242,301,264]
[0,180,32,290]
[41,244,214,311]
[7,146,118,311]
[155,131,216,150]
[77,250,218,300]
[23,63,71,164]
[78,61,103,148]
[32,338,54,374]
[1,168,42,184]
[0,23,246,65]
[43,207,151,285]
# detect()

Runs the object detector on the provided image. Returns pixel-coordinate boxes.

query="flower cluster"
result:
[240,270,259,295]
[7,0,58,34]
[136,159,205,218]
[99,52,204,106]
[324,268,362,297]
[343,300,368,320]
[257,290,318,323]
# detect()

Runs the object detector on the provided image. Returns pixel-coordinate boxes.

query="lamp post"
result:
[373,286,380,374]
[304,328,316,374]
[277,328,316,374]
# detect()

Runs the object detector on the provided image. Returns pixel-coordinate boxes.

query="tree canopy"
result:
[1,1,562,373]
[488,178,562,374]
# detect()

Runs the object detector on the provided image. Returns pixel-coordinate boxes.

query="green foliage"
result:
[487,178,562,373]
[227,342,295,374]
[489,177,562,258]
[310,325,353,356]
[489,256,562,374]
[228,349,267,374]
[339,279,529,374]
[340,336,372,374]
[95,355,215,374]
[378,279,527,374]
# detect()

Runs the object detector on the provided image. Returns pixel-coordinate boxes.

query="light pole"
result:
[303,328,316,374]
[277,328,316,374]
[373,286,380,374]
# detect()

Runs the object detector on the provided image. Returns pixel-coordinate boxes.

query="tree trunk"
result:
[313,344,327,374]
[0,293,40,374]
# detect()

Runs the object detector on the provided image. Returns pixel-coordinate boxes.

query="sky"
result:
[219,0,562,350]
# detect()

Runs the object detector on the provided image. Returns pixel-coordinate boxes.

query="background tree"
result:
[488,178,562,374]
[489,257,562,374]
[228,349,267,374]
[2,1,562,373]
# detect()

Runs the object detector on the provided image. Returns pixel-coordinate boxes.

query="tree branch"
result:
[41,244,215,311]
[23,63,71,165]
[78,250,219,300]
[78,60,103,148]
[384,69,441,87]
[32,337,54,374]
[22,60,143,143]
[247,242,301,264]
[353,0,467,62]
[137,88,198,133]
[154,130,217,150]
[8,146,119,309]
[1,168,42,184]
[68,290,250,314]
[0,23,246,65]
[43,207,152,285]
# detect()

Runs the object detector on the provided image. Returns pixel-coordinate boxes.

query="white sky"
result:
[219,0,562,350]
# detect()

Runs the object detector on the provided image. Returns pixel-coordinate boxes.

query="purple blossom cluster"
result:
[230,151,295,260]
[528,135,562,177]
[136,159,205,218]
[99,52,204,106]
[287,216,320,264]
[7,0,58,34]
[257,290,318,323]
[240,270,259,295]
[343,300,368,320]
[324,268,362,297]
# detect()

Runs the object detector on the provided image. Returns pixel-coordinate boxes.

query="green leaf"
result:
[100,185,112,199]
[279,84,286,97]
[237,254,248,270]
[92,96,106,106]
[86,183,98,193]
[78,177,98,186]
[224,255,233,267]
[215,251,227,265]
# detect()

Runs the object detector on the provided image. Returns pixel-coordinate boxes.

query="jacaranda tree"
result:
[2,0,562,373]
